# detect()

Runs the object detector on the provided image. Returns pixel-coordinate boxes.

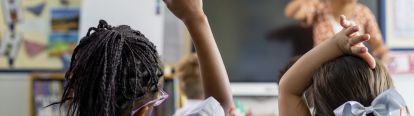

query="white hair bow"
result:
[333,88,406,116]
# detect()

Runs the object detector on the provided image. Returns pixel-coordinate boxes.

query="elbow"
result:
[278,76,289,95]
[222,98,233,116]
[278,75,302,97]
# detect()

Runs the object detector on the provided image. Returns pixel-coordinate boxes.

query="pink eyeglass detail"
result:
[131,89,169,116]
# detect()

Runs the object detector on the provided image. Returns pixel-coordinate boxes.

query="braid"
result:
[55,20,163,116]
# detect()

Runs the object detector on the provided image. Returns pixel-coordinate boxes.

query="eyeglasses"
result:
[131,89,169,116]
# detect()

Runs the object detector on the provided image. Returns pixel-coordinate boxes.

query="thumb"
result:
[340,15,351,28]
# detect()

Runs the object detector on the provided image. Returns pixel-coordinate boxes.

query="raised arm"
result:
[164,0,233,115]
[278,16,376,116]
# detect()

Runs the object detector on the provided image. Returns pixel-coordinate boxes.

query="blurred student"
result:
[285,0,389,63]
[55,0,233,115]
[279,16,408,116]
[174,54,205,116]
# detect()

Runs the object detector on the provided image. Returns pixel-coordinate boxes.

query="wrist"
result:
[182,13,208,25]
[320,37,344,57]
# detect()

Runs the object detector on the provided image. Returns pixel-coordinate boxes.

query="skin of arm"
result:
[163,0,233,115]
[285,0,306,20]
[278,16,376,116]
[284,0,319,24]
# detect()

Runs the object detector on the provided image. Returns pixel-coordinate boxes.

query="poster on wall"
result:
[0,0,81,70]
[388,52,414,74]
[385,0,414,49]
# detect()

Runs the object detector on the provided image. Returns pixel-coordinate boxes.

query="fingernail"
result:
[360,47,367,53]
[363,35,369,41]
[352,26,358,30]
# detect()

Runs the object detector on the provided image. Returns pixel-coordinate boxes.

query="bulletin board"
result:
[0,0,81,71]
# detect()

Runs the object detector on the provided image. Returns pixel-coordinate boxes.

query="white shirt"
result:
[328,15,343,33]
[173,97,225,116]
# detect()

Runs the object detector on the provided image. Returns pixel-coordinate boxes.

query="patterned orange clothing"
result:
[309,3,387,58]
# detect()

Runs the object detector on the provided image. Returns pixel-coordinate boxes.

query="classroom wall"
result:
[393,74,414,113]
[0,73,30,116]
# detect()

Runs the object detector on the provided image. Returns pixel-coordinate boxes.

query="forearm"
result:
[183,16,233,114]
[279,39,342,115]
[280,39,341,95]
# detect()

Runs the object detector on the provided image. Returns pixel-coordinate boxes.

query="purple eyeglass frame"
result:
[130,89,169,116]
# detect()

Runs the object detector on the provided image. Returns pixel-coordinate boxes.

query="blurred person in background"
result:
[174,54,205,116]
[284,0,390,63]
[55,0,234,115]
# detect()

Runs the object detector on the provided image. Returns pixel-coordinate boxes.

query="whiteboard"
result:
[80,0,164,54]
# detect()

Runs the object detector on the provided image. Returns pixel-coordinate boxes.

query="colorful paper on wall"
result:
[0,0,81,70]
[388,52,414,74]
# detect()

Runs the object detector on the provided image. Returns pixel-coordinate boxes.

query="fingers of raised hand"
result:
[344,26,360,37]
[349,34,370,46]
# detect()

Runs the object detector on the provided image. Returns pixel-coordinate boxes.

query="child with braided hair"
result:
[55,0,233,115]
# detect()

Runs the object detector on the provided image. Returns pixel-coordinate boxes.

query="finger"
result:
[351,46,368,54]
[344,26,360,36]
[358,52,376,69]
[350,46,376,68]
[349,32,359,38]
[349,21,356,27]
[340,15,351,28]
[349,34,370,46]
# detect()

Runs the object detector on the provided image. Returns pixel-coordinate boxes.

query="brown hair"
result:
[176,54,204,99]
[307,55,394,116]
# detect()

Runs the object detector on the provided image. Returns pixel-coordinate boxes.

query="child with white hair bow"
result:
[278,15,409,116]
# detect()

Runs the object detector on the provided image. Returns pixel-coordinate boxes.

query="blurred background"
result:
[0,0,413,116]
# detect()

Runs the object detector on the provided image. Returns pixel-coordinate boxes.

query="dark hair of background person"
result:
[53,20,163,116]
[175,54,204,99]
[307,56,396,116]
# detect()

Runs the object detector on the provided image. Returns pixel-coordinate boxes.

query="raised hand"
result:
[163,0,205,22]
[163,0,234,114]
[334,15,376,68]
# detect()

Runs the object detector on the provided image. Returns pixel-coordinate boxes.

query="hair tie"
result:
[333,88,406,116]
[86,27,97,36]
[98,19,113,30]
[86,20,113,36]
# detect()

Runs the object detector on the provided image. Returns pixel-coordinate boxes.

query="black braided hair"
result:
[57,20,163,116]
